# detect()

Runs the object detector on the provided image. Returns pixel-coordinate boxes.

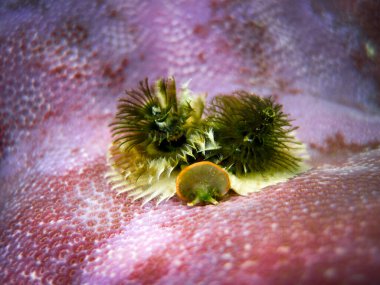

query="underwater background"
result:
[1,0,380,284]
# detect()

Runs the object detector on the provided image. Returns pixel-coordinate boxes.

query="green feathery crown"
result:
[111,78,197,157]
[205,91,301,176]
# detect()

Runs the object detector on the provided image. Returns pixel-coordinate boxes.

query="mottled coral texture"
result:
[1,0,380,284]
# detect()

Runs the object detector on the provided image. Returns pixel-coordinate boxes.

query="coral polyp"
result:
[107,77,307,206]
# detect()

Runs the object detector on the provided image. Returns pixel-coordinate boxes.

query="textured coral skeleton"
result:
[1,0,380,284]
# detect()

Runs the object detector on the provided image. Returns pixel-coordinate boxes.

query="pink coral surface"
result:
[1,0,380,284]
